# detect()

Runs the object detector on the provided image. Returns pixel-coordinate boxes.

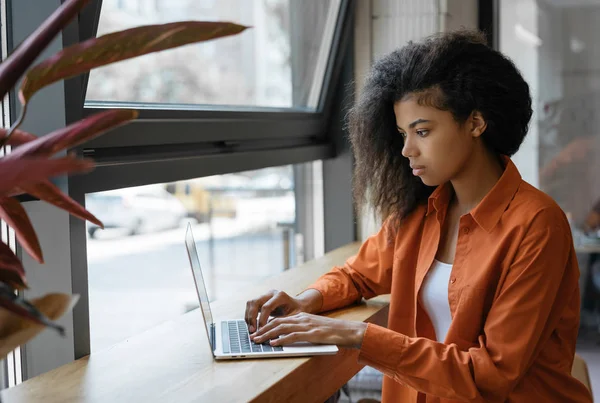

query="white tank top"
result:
[420,259,453,342]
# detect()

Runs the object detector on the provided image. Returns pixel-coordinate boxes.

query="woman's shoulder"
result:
[509,180,570,231]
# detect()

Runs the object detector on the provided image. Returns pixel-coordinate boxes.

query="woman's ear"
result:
[470,111,487,138]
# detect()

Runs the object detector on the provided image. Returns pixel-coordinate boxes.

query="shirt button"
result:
[450,278,456,284]
[462,227,470,234]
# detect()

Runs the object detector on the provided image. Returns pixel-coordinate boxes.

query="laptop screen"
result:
[185,224,215,349]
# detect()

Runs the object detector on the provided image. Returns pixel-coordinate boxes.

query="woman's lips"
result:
[411,166,425,176]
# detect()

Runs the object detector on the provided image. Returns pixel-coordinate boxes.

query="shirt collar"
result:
[426,156,522,233]
[426,182,451,217]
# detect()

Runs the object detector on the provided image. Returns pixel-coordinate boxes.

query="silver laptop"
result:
[185,224,338,359]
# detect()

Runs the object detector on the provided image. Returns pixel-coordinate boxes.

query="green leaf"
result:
[19,21,249,105]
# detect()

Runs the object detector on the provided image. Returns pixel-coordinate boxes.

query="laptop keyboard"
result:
[222,320,284,354]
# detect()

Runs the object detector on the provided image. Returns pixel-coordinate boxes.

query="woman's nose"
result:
[401,136,417,158]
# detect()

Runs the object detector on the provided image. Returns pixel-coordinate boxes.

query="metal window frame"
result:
[61,0,355,170]
[60,0,356,196]
[478,0,499,49]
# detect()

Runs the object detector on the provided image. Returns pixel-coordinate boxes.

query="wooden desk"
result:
[1,242,390,403]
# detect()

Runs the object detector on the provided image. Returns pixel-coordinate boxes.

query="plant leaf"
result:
[0,243,27,290]
[20,180,103,228]
[0,0,90,101]
[0,197,43,264]
[1,109,138,160]
[0,287,77,358]
[0,157,94,197]
[19,21,249,105]
[2,128,37,147]
[0,128,104,228]
[0,293,78,359]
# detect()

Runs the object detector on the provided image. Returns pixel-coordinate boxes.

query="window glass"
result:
[86,0,341,110]
[86,164,306,352]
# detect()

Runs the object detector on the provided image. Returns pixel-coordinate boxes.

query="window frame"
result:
[64,0,354,173]
[478,0,499,48]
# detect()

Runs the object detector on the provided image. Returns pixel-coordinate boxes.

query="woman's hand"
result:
[250,312,368,349]
[244,289,322,333]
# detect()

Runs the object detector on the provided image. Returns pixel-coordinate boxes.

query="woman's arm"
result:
[305,215,398,313]
[245,215,399,332]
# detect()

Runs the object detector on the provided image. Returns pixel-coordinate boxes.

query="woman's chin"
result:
[418,175,437,187]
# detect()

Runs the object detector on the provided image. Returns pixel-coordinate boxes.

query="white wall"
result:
[499,0,541,187]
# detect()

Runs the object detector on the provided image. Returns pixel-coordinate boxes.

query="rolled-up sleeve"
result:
[305,218,396,313]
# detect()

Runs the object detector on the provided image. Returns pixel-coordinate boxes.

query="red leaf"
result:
[0,128,37,147]
[0,157,94,197]
[20,180,103,228]
[0,243,27,290]
[0,0,90,101]
[19,21,248,104]
[0,197,43,264]
[2,110,138,160]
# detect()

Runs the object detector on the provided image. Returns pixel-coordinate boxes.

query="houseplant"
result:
[0,0,247,358]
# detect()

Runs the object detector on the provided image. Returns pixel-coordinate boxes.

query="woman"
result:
[245,30,593,402]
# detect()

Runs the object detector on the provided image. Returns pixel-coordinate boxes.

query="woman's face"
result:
[393,96,483,187]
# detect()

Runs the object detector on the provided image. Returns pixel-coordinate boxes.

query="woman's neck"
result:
[450,148,504,215]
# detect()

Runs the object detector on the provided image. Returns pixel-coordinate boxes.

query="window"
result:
[86,0,342,110]
[86,163,319,352]
[5,0,352,376]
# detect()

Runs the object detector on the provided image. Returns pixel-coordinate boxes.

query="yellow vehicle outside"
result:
[164,180,237,223]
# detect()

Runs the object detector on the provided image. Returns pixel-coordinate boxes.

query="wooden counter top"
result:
[1,242,390,403]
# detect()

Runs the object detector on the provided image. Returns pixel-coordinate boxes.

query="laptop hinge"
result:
[211,323,216,352]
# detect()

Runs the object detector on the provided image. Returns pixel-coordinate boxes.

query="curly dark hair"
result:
[348,29,532,222]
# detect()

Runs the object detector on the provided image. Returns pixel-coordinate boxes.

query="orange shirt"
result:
[308,158,593,403]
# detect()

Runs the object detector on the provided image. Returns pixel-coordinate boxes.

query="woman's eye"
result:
[398,131,407,139]
[416,130,429,137]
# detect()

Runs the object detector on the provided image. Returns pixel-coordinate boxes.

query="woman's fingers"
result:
[253,323,300,343]
[270,331,307,346]
[252,314,313,341]
[256,291,295,330]
[245,290,277,332]
[251,316,287,339]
